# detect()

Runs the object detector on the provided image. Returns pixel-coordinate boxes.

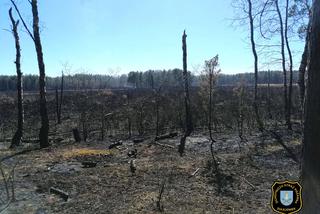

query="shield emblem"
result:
[280,190,293,206]
[271,181,303,214]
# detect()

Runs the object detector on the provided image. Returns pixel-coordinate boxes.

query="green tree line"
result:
[0,70,298,91]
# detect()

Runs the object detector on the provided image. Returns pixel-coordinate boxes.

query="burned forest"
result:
[0,0,319,213]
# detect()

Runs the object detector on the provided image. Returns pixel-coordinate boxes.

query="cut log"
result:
[109,141,122,149]
[81,161,97,168]
[72,128,81,142]
[132,138,144,144]
[49,187,69,201]
[155,132,178,141]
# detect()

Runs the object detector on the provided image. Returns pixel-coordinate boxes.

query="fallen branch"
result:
[155,132,178,141]
[268,130,298,163]
[154,142,175,149]
[0,199,12,213]
[189,168,200,177]
[242,176,256,190]
[1,148,40,162]
[49,187,69,201]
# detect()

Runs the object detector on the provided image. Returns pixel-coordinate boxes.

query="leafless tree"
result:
[301,0,320,211]
[275,0,291,129]
[178,30,193,156]
[284,0,294,130]
[10,0,50,148]
[201,55,221,172]
[9,8,24,148]
[247,0,264,132]
[32,0,49,147]
[55,71,64,124]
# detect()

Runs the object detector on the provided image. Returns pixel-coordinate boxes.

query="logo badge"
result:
[271,181,302,214]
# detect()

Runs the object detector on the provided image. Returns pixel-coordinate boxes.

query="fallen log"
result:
[109,141,122,149]
[154,142,175,149]
[49,187,69,201]
[155,132,178,141]
[132,138,144,144]
[268,130,298,163]
[81,161,97,168]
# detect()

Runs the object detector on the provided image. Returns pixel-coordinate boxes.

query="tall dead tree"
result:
[247,0,264,132]
[56,71,64,124]
[275,0,290,130]
[9,8,24,148]
[178,30,193,156]
[284,0,293,130]
[32,0,49,147]
[10,0,49,148]
[301,0,320,211]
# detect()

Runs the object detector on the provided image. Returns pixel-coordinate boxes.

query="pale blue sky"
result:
[0,0,304,76]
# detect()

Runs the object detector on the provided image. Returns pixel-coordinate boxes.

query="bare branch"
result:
[9,0,35,42]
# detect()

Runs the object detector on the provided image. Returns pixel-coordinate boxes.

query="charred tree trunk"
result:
[126,91,132,138]
[275,0,290,130]
[9,8,24,148]
[178,30,193,156]
[267,70,272,119]
[72,128,81,142]
[155,93,160,137]
[284,0,293,130]
[55,88,59,123]
[298,20,310,118]
[208,71,219,173]
[247,0,264,132]
[301,1,320,211]
[31,0,49,148]
[57,72,64,124]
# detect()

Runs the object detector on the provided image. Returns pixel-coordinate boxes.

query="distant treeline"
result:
[0,69,298,91]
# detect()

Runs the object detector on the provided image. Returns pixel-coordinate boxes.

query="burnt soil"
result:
[0,127,301,214]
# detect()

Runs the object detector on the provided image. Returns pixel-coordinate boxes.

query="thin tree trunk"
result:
[155,93,160,137]
[178,30,193,156]
[55,88,59,123]
[275,0,290,129]
[101,115,105,141]
[267,70,272,119]
[9,8,24,148]
[58,72,64,124]
[208,72,219,172]
[32,0,49,148]
[247,0,264,132]
[301,1,320,211]
[284,0,293,130]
